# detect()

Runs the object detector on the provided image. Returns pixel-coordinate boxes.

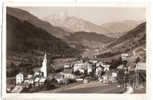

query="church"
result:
[15,52,48,87]
[40,52,47,78]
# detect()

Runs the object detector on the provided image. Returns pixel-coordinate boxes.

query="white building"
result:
[121,53,129,61]
[40,52,47,78]
[39,77,46,85]
[103,64,110,72]
[73,63,84,72]
[87,64,93,74]
[64,63,70,68]
[60,72,76,79]
[96,61,104,67]
[95,66,103,76]
[16,73,24,85]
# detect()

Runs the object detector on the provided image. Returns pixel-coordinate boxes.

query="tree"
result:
[135,57,140,63]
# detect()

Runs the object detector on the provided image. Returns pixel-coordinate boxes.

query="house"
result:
[89,59,98,64]
[111,72,117,82]
[23,79,34,88]
[102,75,108,83]
[95,66,103,78]
[16,73,24,85]
[60,72,76,79]
[102,71,112,83]
[121,53,129,61]
[73,61,93,74]
[136,62,146,70]
[33,76,46,86]
[64,67,73,73]
[39,77,46,85]
[96,61,104,67]
[135,62,146,88]
[73,63,85,73]
[34,77,40,86]
[87,63,93,74]
[64,63,70,68]
[22,73,47,88]
[27,74,33,79]
[54,74,64,84]
[117,65,124,69]
[103,64,110,72]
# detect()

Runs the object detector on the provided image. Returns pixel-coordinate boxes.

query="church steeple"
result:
[40,52,47,78]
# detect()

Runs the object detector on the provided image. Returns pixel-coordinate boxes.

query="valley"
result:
[6,7,146,94]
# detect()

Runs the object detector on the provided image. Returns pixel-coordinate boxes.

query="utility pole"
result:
[121,53,129,89]
[135,63,139,89]
[135,57,140,89]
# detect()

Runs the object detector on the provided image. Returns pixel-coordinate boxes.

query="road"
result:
[57,82,125,93]
[41,81,126,93]
[11,85,24,93]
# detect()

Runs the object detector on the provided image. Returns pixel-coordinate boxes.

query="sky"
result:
[19,7,146,25]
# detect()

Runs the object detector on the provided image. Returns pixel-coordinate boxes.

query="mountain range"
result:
[7,7,146,58]
[7,14,82,57]
[97,22,146,58]
[44,13,143,38]
[7,7,71,40]
[101,20,144,38]
[7,7,115,49]
[44,15,110,34]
